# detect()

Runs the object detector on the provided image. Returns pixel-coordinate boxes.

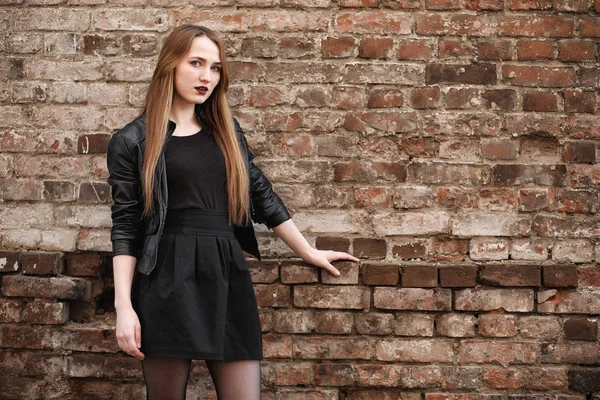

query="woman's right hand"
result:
[116,306,145,360]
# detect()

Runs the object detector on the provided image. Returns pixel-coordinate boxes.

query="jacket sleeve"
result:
[234,119,291,229]
[106,132,143,257]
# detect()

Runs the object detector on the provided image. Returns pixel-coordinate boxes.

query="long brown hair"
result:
[142,24,249,225]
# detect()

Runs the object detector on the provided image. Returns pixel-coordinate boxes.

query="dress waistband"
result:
[163,208,234,237]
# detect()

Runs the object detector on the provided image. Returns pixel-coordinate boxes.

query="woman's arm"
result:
[272,219,359,276]
[113,255,144,359]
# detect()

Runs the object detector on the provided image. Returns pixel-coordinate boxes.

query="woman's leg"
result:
[206,359,261,400]
[141,357,192,400]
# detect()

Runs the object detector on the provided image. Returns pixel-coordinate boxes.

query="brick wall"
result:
[1,0,600,398]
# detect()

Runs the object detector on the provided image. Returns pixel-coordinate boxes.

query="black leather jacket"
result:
[106,106,291,275]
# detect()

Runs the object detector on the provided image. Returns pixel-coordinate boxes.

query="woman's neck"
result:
[169,96,202,134]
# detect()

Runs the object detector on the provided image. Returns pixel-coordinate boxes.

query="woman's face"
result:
[173,35,222,105]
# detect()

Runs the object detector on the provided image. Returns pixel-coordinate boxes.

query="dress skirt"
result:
[131,208,263,361]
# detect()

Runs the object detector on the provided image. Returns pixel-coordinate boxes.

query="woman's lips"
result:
[195,86,208,95]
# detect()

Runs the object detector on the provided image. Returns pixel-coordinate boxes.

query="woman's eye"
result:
[191,61,201,67]
[211,66,221,72]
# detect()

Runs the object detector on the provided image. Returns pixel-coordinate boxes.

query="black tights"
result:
[141,357,261,400]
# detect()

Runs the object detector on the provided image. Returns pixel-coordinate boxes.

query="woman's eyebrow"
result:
[189,56,222,65]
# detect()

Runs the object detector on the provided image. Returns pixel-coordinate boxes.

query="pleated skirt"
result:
[131,208,263,361]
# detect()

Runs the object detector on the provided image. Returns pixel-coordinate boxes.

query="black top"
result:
[164,130,228,211]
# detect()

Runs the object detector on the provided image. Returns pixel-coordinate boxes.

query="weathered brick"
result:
[518,315,561,339]
[455,288,534,312]
[335,11,411,34]
[410,162,490,186]
[459,340,539,366]
[21,252,63,275]
[499,15,574,37]
[444,87,480,109]
[563,141,596,164]
[345,111,417,133]
[568,368,600,393]
[483,366,568,390]
[470,238,509,261]
[416,13,496,36]
[314,362,354,386]
[558,40,596,62]
[362,263,399,286]
[478,314,518,337]
[355,312,395,335]
[534,215,600,238]
[353,238,386,259]
[564,317,598,341]
[273,310,315,334]
[347,64,425,85]
[42,180,76,202]
[436,313,476,337]
[373,211,450,236]
[294,286,369,309]
[538,290,600,314]
[503,66,576,87]
[22,301,68,324]
[321,262,359,285]
[492,164,567,187]
[483,89,517,111]
[542,343,600,364]
[523,90,561,112]
[392,240,428,260]
[510,238,550,261]
[543,265,579,287]
[359,38,393,59]
[395,313,435,336]
[374,288,451,311]
[439,265,477,287]
[478,39,514,60]
[401,266,437,287]
[321,36,356,58]
[0,299,22,323]
[453,213,530,236]
[410,87,440,109]
[376,338,454,362]
[479,265,541,286]
[254,284,291,307]
[565,90,596,113]
[2,275,87,300]
[517,39,555,60]
[294,337,373,359]
[314,311,354,334]
[427,63,497,85]
[78,182,112,204]
[331,86,367,109]
[438,38,475,58]
[397,39,435,60]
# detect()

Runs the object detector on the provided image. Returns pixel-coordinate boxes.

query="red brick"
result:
[359,38,393,58]
[0,299,22,323]
[459,340,539,365]
[19,252,62,275]
[564,317,598,341]
[569,115,600,138]
[479,265,541,286]
[228,61,260,81]
[392,241,428,260]
[416,13,496,36]
[362,263,399,285]
[465,0,504,9]
[492,164,567,187]
[439,265,477,287]
[437,313,477,337]
[2,275,87,300]
[262,334,292,358]
[470,238,509,260]
[543,265,578,287]
[241,37,278,58]
[263,361,314,386]
[411,162,490,186]
[331,86,367,109]
[0,252,22,274]
[315,363,354,386]
[397,39,435,60]
[368,89,403,108]
[22,301,68,324]
[354,186,392,208]
[517,39,555,60]
[314,311,354,334]
[273,310,315,333]
[431,239,469,261]
[478,40,513,60]
[353,238,387,259]
[553,0,591,10]
[481,139,519,160]
[426,0,462,8]
[444,88,480,109]
[499,16,575,37]
[503,65,576,87]
[294,285,369,309]
[542,343,600,364]
[254,284,291,307]
[455,288,534,312]
[519,189,553,212]
[381,0,422,9]
[0,325,48,349]
[563,141,596,164]
[509,0,552,9]
[315,237,350,252]
[558,189,597,213]
[427,64,497,85]
[249,86,288,107]
[295,87,330,108]
[565,90,596,113]
[478,314,518,337]
[355,313,395,335]
[558,40,596,62]
[438,38,475,58]
[248,260,279,283]
[376,338,454,362]
[569,369,600,393]
[522,91,561,112]
[335,12,412,34]
[410,87,440,109]
[293,337,373,359]
[340,0,378,6]
[321,36,356,58]
[374,287,452,311]
[482,89,518,111]
[580,17,600,37]
[42,180,76,202]
[401,266,437,287]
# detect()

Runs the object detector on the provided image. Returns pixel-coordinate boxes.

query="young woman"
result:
[106,24,358,399]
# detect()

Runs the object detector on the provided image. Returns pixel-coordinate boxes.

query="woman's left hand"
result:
[303,248,360,276]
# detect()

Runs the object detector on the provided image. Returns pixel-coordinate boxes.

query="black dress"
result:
[131,130,263,361]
